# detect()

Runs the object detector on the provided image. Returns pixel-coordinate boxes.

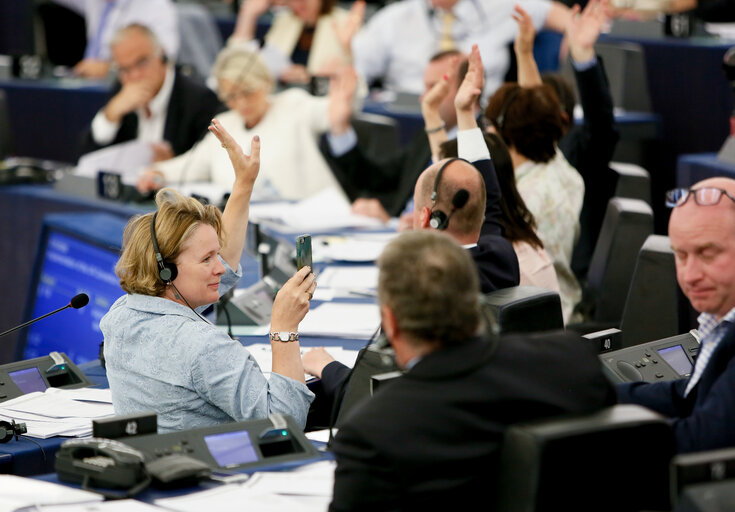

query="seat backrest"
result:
[351,111,400,162]
[496,404,675,512]
[482,286,564,334]
[593,41,652,112]
[586,197,654,324]
[0,89,12,159]
[620,234,680,348]
[175,2,223,81]
[610,161,652,205]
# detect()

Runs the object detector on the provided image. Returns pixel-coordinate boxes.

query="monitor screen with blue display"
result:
[20,213,127,364]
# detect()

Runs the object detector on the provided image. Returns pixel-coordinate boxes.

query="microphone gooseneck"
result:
[0,294,90,339]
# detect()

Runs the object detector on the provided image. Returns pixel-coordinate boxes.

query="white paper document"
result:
[243,343,359,378]
[317,266,379,291]
[0,475,103,511]
[76,140,153,185]
[313,233,397,263]
[249,188,385,233]
[299,302,381,340]
[155,460,335,512]
[34,500,166,511]
[0,388,114,438]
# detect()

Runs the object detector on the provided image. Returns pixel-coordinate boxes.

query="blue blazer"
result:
[617,324,735,453]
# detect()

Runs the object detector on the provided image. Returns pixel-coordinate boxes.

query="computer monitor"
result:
[18,212,128,364]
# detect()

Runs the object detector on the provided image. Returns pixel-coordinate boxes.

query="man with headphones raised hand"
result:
[101,121,317,432]
[410,44,519,293]
[80,23,223,162]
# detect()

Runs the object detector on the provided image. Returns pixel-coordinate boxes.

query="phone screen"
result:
[296,234,312,270]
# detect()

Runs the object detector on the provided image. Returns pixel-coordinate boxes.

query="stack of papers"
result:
[0,474,104,510]
[313,233,397,263]
[316,266,379,299]
[299,303,381,340]
[155,460,336,512]
[249,188,385,233]
[0,388,114,438]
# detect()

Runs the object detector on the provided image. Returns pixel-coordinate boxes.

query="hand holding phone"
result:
[296,234,312,271]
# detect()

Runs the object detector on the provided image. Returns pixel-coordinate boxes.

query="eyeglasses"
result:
[114,54,154,77]
[665,187,735,208]
[218,87,260,105]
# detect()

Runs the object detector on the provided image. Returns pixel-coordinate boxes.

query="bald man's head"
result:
[669,177,735,319]
[413,159,486,242]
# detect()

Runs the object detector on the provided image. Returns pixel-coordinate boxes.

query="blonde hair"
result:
[212,46,274,94]
[117,189,223,296]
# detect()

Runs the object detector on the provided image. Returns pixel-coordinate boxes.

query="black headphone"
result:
[429,158,470,231]
[150,212,178,283]
[494,86,521,130]
[0,419,27,443]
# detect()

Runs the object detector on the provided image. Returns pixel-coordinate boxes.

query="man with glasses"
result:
[80,24,222,162]
[617,177,735,453]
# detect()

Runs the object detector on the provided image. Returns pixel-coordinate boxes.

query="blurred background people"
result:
[138,46,361,201]
[52,0,179,78]
[80,24,223,162]
[230,0,365,85]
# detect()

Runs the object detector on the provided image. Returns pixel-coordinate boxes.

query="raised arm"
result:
[420,59,456,162]
[231,0,273,42]
[513,4,543,87]
[455,45,503,238]
[207,119,260,270]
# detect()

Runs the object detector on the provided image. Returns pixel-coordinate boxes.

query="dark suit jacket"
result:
[80,70,224,159]
[330,333,616,511]
[561,58,619,281]
[471,157,520,293]
[617,325,735,453]
[321,128,432,217]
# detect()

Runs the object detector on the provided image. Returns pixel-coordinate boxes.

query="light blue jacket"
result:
[100,260,313,432]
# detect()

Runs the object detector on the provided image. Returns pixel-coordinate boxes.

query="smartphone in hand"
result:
[296,234,312,271]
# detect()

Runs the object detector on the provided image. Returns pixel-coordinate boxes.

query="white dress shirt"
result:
[53,0,179,60]
[90,65,176,146]
[352,0,550,99]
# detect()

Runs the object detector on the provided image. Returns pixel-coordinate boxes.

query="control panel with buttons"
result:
[599,331,700,384]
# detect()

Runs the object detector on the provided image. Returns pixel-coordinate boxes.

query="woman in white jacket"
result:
[138,46,359,201]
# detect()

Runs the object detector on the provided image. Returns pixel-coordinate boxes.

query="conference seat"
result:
[610,161,652,205]
[175,2,223,81]
[593,40,652,113]
[670,446,735,510]
[578,197,654,327]
[351,111,401,162]
[495,404,675,512]
[619,234,681,348]
[481,286,564,335]
[0,89,12,159]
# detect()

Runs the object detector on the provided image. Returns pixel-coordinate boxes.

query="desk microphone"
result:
[0,293,89,339]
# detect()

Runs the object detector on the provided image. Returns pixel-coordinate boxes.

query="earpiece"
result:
[0,419,27,443]
[150,212,178,283]
[429,158,470,231]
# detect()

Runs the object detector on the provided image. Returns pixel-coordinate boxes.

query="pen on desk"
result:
[348,289,377,298]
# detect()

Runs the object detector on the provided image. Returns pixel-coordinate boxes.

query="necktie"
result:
[438,12,456,52]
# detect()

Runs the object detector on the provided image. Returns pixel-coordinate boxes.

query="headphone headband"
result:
[429,158,470,231]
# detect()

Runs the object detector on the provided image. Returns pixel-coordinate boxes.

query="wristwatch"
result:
[269,331,299,342]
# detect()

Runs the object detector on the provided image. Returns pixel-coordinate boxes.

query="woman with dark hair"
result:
[231,0,365,84]
[439,134,560,293]
[485,82,584,322]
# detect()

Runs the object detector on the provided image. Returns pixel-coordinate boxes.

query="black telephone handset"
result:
[56,438,150,497]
